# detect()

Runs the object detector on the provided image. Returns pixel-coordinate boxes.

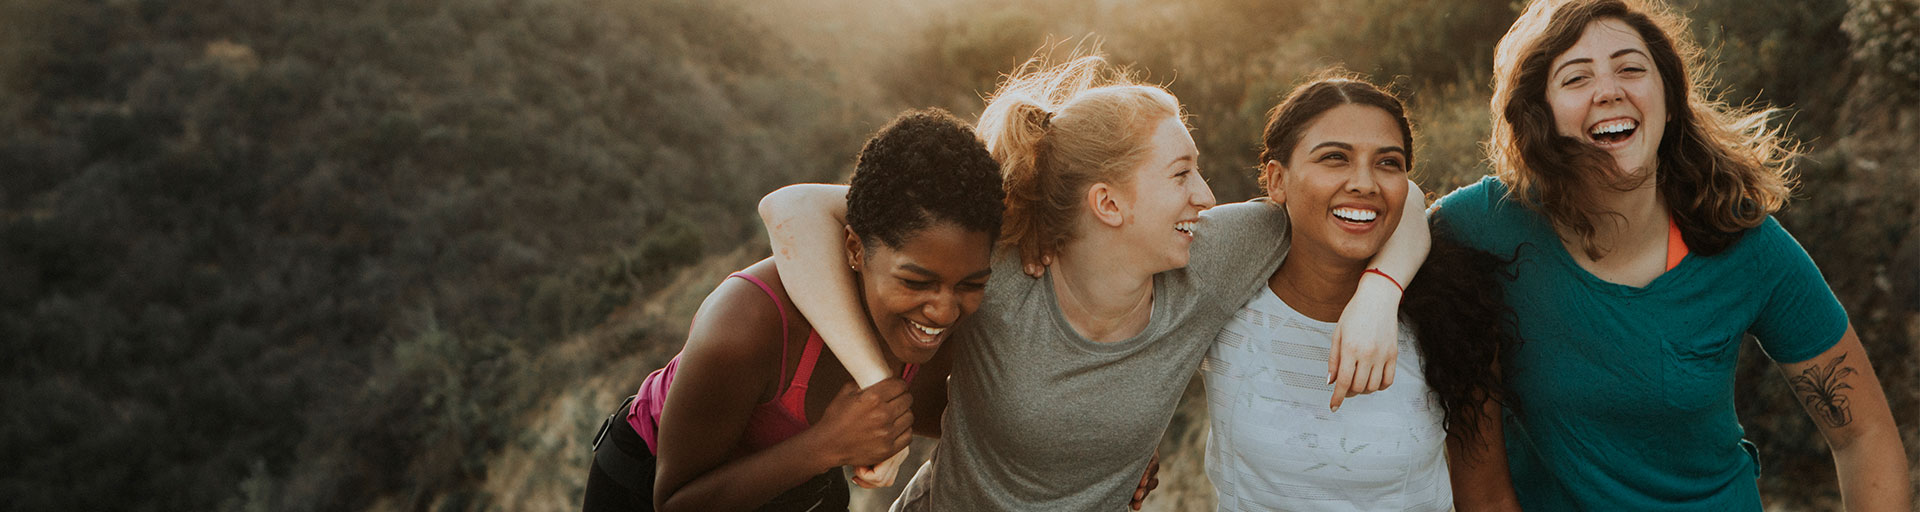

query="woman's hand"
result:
[1021,253,1053,278]
[1129,449,1161,510]
[1328,272,1403,411]
[1326,179,1428,411]
[811,378,914,469]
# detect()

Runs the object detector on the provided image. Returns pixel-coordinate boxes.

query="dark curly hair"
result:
[1401,218,1521,451]
[847,108,1005,249]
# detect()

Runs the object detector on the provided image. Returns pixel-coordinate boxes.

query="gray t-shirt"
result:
[899,200,1290,511]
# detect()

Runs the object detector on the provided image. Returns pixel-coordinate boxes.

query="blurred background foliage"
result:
[0,0,1911,510]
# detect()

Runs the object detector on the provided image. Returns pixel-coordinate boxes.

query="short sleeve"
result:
[1429,176,1504,253]
[1747,218,1850,364]
[1186,200,1289,304]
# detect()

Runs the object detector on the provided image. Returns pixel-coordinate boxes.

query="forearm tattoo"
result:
[1790,353,1857,428]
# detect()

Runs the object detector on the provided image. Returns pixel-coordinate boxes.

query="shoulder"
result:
[1715,216,1808,266]
[679,259,791,376]
[1194,199,1289,254]
[1431,176,1508,221]
[1431,176,1544,252]
[1200,199,1287,229]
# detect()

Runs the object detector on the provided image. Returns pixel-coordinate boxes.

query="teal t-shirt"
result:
[1432,176,1849,510]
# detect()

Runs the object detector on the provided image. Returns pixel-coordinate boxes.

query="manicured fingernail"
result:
[1331,404,1340,413]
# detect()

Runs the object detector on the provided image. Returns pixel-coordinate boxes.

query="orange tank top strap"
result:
[1665,215,1689,272]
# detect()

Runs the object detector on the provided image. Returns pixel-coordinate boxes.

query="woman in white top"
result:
[1204,73,1521,511]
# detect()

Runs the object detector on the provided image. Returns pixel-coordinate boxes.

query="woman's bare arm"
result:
[1446,392,1521,510]
[756,183,908,485]
[652,274,910,511]
[1775,326,1911,511]
[1328,179,1431,410]
[758,183,892,386]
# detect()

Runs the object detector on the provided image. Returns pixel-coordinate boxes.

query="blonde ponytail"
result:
[975,53,1182,264]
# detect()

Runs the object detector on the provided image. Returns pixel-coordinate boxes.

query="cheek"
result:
[1546,93,1584,136]
[1382,181,1410,210]
[958,292,985,316]
[865,284,905,316]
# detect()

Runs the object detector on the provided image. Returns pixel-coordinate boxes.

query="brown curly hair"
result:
[1489,0,1798,259]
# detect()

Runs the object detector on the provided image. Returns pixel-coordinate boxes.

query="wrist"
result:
[1362,268,1404,294]
[1356,271,1405,303]
[790,428,848,472]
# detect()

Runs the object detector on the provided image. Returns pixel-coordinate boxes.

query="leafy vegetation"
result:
[0,0,880,510]
[3,0,1910,510]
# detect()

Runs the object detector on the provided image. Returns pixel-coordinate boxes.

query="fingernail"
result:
[1331,404,1340,413]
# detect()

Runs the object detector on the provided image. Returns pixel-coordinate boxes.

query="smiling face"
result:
[1546,18,1669,181]
[846,221,993,365]
[1267,104,1410,265]
[1119,115,1217,273]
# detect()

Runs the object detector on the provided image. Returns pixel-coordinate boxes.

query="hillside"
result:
[2,0,1911,510]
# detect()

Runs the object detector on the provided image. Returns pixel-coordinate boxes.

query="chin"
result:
[1165,251,1193,271]
[889,345,938,365]
[1332,241,1388,263]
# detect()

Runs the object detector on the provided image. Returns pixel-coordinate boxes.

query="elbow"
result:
[759,184,805,226]
[1825,417,1900,454]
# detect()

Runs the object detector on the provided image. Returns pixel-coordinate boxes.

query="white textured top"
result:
[1203,285,1451,512]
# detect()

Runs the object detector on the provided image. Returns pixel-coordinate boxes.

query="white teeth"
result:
[1332,207,1377,222]
[1589,119,1638,136]
[1174,221,1196,234]
[910,320,945,336]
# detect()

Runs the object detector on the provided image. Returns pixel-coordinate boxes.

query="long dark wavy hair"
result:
[1400,224,1519,448]
[1489,0,1798,259]
[1260,73,1517,446]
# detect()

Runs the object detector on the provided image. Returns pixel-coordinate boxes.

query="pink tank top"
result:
[627,272,918,454]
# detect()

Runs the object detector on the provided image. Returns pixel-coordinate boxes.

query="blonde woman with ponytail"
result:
[760,54,1429,510]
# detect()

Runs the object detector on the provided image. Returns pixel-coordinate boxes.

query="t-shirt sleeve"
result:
[1429,176,1502,253]
[1748,217,1850,364]
[1187,199,1289,304]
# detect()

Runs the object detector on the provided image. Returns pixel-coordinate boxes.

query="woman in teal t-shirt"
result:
[1431,0,1911,509]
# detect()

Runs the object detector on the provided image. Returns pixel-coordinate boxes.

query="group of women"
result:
[584,0,1911,510]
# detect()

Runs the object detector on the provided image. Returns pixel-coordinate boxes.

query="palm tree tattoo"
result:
[1789,354,1856,427]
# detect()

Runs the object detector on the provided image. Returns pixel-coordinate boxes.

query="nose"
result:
[1191,173,1218,210]
[1594,74,1626,105]
[1347,159,1380,196]
[923,290,960,326]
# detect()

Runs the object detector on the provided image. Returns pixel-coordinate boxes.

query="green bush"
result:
[1844,0,1920,100]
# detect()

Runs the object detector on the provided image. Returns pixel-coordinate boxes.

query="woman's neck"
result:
[1051,239,1157,342]
[1269,244,1365,323]
[1569,183,1667,258]
[1559,182,1673,287]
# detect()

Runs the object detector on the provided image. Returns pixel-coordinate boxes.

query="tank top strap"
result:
[775,331,828,420]
[727,272,794,388]
[1665,216,1689,272]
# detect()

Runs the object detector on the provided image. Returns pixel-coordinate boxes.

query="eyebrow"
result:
[1312,141,1407,158]
[1165,154,1196,170]
[901,263,992,281]
[1309,141,1353,152]
[1553,48,1651,77]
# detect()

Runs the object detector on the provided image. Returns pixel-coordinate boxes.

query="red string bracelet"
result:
[1364,268,1404,293]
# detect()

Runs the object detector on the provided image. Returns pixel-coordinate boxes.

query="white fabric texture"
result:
[1204,286,1451,512]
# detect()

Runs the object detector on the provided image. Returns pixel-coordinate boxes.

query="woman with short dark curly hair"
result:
[1434,0,1911,509]
[582,108,1004,511]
